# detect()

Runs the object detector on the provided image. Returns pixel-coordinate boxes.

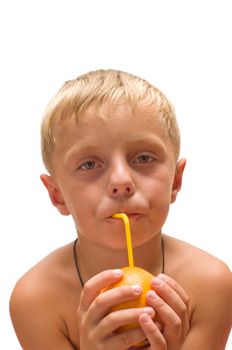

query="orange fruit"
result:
[104,266,155,347]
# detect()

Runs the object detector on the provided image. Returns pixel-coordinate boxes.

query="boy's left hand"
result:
[139,273,190,350]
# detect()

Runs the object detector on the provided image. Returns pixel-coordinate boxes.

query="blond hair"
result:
[41,69,180,173]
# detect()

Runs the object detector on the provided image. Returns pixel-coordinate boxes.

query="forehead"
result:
[53,103,176,165]
[56,102,167,143]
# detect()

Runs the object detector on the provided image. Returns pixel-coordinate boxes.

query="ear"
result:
[40,174,70,216]
[171,159,186,203]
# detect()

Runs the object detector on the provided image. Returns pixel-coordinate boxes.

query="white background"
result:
[0,1,231,348]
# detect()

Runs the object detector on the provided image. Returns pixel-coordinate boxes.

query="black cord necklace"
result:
[73,236,165,287]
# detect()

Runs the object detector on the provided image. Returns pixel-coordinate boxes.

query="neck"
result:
[75,233,164,284]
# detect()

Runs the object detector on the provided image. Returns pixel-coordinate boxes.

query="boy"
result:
[10,69,231,349]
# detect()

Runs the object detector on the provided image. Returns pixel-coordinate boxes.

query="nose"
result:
[109,183,134,197]
[107,161,135,198]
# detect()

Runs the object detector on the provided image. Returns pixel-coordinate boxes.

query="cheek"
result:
[66,185,101,224]
[144,174,173,202]
[144,177,174,225]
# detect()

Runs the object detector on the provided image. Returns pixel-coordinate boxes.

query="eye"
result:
[135,153,155,164]
[79,161,97,170]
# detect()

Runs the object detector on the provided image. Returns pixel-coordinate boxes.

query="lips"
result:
[121,213,140,219]
[99,203,148,221]
[107,212,143,221]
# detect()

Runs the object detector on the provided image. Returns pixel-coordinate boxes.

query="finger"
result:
[157,274,189,306]
[139,313,166,349]
[87,284,143,323]
[151,276,189,325]
[98,307,155,336]
[146,290,182,347]
[157,275,190,339]
[79,269,123,312]
[105,326,149,350]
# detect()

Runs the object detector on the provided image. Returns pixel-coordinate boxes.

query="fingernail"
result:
[140,313,150,323]
[152,277,163,286]
[147,290,157,300]
[157,273,167,281]
[131,284,142,294]
[143,307,154,316]
[113,269,122,277]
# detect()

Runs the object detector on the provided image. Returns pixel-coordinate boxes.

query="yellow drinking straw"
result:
[112,213,134,268]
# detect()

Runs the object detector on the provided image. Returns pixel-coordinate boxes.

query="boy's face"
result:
[42,103,185,249]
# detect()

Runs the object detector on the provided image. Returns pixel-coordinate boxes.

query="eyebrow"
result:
[64,133,168,164]
[64,143,100,162]
[128,134,167,151]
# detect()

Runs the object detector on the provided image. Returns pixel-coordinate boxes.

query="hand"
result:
[138,274,189,350]
[77,269,156,350]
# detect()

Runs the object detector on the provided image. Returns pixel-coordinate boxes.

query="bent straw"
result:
[112,213,134,268]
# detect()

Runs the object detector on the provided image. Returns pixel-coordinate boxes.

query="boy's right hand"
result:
[77,269,155,350]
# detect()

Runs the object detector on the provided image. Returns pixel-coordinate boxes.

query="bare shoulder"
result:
[10,242,80,350]
[164,235,232,348]
[10,242,75,303]
[164,234,231,285]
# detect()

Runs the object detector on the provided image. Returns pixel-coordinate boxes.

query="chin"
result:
[106,232,153,251]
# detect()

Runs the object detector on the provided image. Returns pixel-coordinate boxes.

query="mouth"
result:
[107,212,142,222]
